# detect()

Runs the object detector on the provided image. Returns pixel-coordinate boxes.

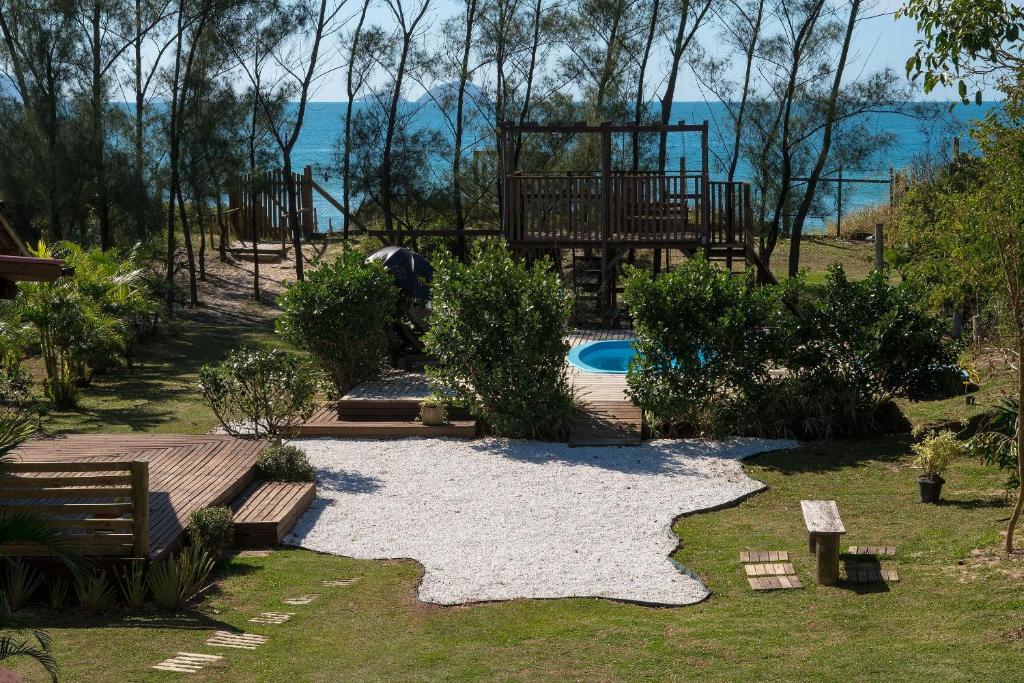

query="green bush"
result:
[198,346,320,437]
[752,266,954,439]
[622,253,791,436]
[3,559,42,611]
[187,506,234,554]
[423,243,576,440]
[256,444,315,482]
[74,571,117,610]
[276,249,400,397]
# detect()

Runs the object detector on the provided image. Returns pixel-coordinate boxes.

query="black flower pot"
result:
[918,475,945,504]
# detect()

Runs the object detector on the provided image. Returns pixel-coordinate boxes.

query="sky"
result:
[303,0,1000,103]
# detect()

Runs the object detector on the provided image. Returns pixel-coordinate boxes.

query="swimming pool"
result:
[567,340,636,374]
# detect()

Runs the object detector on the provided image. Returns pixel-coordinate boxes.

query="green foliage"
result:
[47,576,68,610]
[968,395,1020,491]
[0,629,58,683]
[623,253,790,436]
[912,430,964,478]
[148,544,216,611]
[198,346,319,437]
[276,249,399,397]
[188,506,235,554]
[898,0,1024,103]
[256,444,315,482]
[790,266,959,402]
[423,243,576,440]
[74,571,117,611]
[15,240,158,406]
[3,558,42,611]
[116,560,148,609]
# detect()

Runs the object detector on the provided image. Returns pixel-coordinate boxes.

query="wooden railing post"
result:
[130,461,149,558]
[701,120,711,247]
[600,122,613,320]
[301,166,315,239]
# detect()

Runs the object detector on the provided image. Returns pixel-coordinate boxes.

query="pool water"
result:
[568,340,636,374]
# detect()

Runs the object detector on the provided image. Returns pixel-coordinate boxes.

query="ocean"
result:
[289,100,999,233]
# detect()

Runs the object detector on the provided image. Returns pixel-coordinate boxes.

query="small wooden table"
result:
[800,500,846,586]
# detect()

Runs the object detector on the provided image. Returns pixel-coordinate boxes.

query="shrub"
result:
[188,507,234,554]
[276,249,399,397]
[967,396,1020,492]
[423,243,576,440]
[198,346,320,437]
[256,444,315,482]
[116,560,147,609]
[622,253,791,436]
[47,577,68,609]
[3,559,42,611]
[148,544,216,611]
[74,571,117,610]
[789,265,957,401]
[912,430,963,479]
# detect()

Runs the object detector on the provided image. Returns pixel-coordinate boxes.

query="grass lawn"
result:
[5,438,1024,681]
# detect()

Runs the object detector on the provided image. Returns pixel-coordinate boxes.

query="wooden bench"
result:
[800,500,846,586]
[231,481,316,548]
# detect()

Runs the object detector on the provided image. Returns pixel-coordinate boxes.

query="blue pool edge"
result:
[567,340,634,374]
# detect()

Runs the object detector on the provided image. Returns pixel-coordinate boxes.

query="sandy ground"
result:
[283,436,797,606]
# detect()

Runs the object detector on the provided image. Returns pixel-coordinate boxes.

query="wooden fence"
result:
[227,167,316,244]
[0,461,149,557]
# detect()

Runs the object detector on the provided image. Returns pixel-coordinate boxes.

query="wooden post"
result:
[500,123,512,241]
[874,222,884,272]
[600,122,612,320]
[814,533,841,586]
[836,167,843,237]
[700,121,711,247]
[301,166,315,239]
[129,461,149,558]
[953,136,960,159]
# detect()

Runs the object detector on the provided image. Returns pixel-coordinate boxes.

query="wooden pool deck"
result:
[566,329,643,446]
[7,434,269,560]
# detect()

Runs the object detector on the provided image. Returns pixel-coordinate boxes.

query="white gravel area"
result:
[283,437,797,606]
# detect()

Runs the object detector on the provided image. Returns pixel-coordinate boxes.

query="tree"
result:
[898,0,1024,103]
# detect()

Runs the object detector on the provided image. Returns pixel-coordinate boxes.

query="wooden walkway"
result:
[566,329,643,446]
[8,434,268,560]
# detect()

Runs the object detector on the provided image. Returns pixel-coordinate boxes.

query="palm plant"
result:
[968,396,1020,492]
[0,629,58,682]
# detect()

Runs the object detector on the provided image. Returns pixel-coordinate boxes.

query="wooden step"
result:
[294,418,477,438]
[568,400,643,447]
[231,481,316,548]
[335,399,471,421]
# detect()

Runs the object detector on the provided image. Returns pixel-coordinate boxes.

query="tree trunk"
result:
[1008,335,1024,554]
[283,155,304,281]
[176,185,199,306]
[632,0,660,171]
[92,1,112,250]
[452,0,478,260]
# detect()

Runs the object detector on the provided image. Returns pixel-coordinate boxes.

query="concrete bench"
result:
[800,500,846,585]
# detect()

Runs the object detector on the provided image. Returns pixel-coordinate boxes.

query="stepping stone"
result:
[205,631,268,650]
[743,562,796,577]
[152,652,223,673]
[321,578,357,587]
[282,594,319,605]
[843,561,900,584]
[848,545,896,556]
[748,575,802,591]
[740,550,789,563]
[249,612,294,625]
[237,550,272,558]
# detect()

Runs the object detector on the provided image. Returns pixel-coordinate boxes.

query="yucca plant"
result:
[47,576,68,610]
[0,629,58,682]
[74,571,117,611]
[148,545,215,611]
[3,558,43,612]
[116,560,148,609]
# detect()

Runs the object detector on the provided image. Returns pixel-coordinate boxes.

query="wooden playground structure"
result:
[225,121,773,321]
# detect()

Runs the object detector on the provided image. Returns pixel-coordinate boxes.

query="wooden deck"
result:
[296,403,477,438]
[566,329,643,446]
[7,434,268,560]
[231,481,316,548]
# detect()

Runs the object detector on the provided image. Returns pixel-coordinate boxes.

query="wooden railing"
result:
[0,461,149,557]
[505,172,752,246]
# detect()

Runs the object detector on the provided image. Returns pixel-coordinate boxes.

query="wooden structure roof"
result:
[0,205,70,297]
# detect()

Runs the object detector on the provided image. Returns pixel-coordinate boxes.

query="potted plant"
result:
[911,430,962,504]
[419,395,448,427]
